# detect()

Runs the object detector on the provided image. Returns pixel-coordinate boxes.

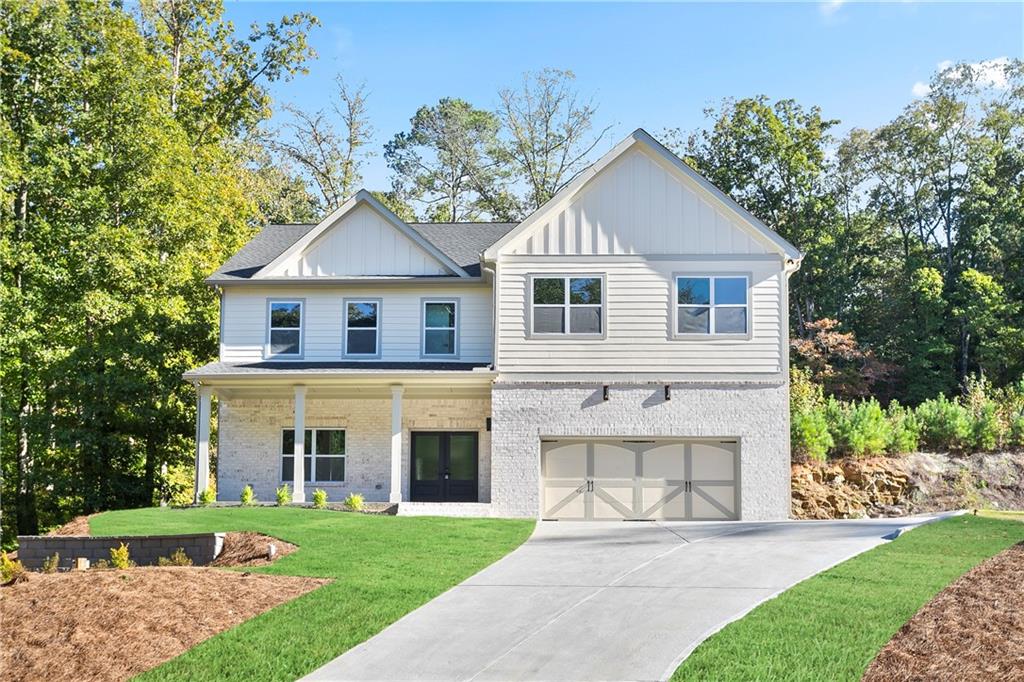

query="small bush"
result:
[916,394,972,451]
[791,410,832,462]
[276,484,292,506]
[1,551,27,584]
[110,542,134,570]
[343,492,365,511]
[198,485,216,506]
[41,552,60,574]
[157,548,193,566]
[93,559,110,569]
[827,397,890,458]
[971,402,1002,451]
[240,484,256,506]
[312,488,328,509]
[1010,415,1024,447]
[885,401,920,454]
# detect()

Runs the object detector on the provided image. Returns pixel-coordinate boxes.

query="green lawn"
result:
[90,507,534,682]
[672,515,1024,681]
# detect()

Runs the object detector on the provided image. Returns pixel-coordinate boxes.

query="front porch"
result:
[187,365,495,510]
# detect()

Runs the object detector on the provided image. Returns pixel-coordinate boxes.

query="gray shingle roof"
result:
[207,220,515,282]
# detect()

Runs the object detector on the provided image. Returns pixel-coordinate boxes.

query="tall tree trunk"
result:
[13,182,39,535]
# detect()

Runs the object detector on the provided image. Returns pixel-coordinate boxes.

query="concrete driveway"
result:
[303,515,950,682]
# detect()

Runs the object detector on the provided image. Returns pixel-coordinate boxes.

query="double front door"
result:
[541,439,738,521]
[411,431,479,502]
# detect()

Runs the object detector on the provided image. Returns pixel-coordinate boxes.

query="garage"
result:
[541,439,738,521]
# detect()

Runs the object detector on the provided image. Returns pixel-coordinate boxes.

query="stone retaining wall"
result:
[16,533,225,570]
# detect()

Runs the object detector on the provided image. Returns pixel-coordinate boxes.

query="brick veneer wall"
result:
[489,381,790,520]
[218,397,491,504]
[16,533,225,570]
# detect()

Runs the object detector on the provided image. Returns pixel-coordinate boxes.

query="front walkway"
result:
[303,515,950,682]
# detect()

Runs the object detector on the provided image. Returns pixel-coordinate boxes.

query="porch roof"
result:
[186,360,492,377]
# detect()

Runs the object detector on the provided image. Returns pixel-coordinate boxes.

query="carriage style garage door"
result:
[541,439,739,521]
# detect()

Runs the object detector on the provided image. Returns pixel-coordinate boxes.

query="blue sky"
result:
[226,1,1023,190]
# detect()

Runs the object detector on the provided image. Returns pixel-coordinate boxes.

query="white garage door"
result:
[541,439,738,521]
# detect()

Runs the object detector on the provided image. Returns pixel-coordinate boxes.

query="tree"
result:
[385,98,512,222]
[270,77,373,211]
[497,68,611,212]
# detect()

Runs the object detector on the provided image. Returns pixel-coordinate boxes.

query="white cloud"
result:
[819,0,846,17]
[911,57,1011,98]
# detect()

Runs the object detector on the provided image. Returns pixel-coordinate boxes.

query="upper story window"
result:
[531,276,603,336]
[281,428,345,483]
[422,299,458,356]
[675,276,749,336]
[344,300,381,357]
[268,300,303,357]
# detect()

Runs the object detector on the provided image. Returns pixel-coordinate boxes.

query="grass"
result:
[90,507,534,681]
[977,508,1024,522]
[672,514,1024,682]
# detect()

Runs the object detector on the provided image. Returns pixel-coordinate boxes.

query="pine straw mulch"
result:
[212,531,298,567]
[0,567,328,682]
[863,542,1024,682]
[47,514,93,536]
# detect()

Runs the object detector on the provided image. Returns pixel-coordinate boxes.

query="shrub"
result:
[791,409,832,462]
[1011,415,1024,448]
[964,374,1006,451]
[790,367,825,414]
[885,401,920,454]
[312,488,328,509]
[1,552,27,584]
[916,394,972,451]
[276,484,292,506]
[110,542,134,570]
[240,484,256,506]
[157,548,193,566]
[343,492,365,512]
[198,485,216,506]
[971,402,1002,451]
[41,552,60,574]
[827,397,890,458]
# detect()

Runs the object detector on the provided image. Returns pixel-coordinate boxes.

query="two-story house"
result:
[185,129,803,521]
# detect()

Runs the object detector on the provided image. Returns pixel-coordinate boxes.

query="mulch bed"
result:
[863,542,1024,681]
[212,531,298,567]
[47,515,93,536]
[0,567,328,682]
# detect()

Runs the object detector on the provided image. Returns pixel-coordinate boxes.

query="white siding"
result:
[221,285,492,363]
[496,257,784,375]
[507,147,773,257]
[274,204,450,277]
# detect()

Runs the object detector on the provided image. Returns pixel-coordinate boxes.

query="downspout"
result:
[482,258,499,374]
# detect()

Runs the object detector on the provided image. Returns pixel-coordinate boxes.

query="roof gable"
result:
[484,129,802,261]
[258,190,470,278]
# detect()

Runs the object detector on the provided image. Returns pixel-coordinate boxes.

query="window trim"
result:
[265,298,305,359]
[526,273,607,339]
[343,298,383,359]
[671,272,753,340]
[420,297,460,358]
[280,427,346,484]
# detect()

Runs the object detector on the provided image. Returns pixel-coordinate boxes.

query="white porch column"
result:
[293,385,307,503]
[194,386,213,503]
[389,385,405,503]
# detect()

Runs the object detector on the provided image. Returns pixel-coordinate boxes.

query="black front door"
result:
[411,432,478,502]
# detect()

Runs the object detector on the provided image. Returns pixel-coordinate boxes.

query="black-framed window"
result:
[345,301,380,356]
[423,300,457,356]
[676,276,749,335]
[268,301,302,356]
[281,428,345,482]
[532,276,603,335]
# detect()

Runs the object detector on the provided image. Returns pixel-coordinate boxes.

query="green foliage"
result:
[163,464,199,507]
[885,401,920,454]
[240,485,256,507]
[198,486,216,507]
[2,551,27,583]
[110,542,134,569]
[343,493,364,512]
[826,398,891,458]
[791,410,833,462]
[312,488,328,509]
[276,484,292,506]
[915,394,973,451]
[157,548,193,567]
[41,552,60,574]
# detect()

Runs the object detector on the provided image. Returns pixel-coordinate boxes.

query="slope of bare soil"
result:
[0,567,328,682]
[863,542,1024,681]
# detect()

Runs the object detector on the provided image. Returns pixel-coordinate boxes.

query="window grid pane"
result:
[347,302,378,328]
[282,429,345,483]
[675,276,748,335]
[270,301,302,355]
[533,306,566,334]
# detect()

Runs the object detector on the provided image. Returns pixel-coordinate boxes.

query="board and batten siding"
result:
[506,147,774,257]
[221,285,492,363]
[272,203,450,277]
[495,257,784,375]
